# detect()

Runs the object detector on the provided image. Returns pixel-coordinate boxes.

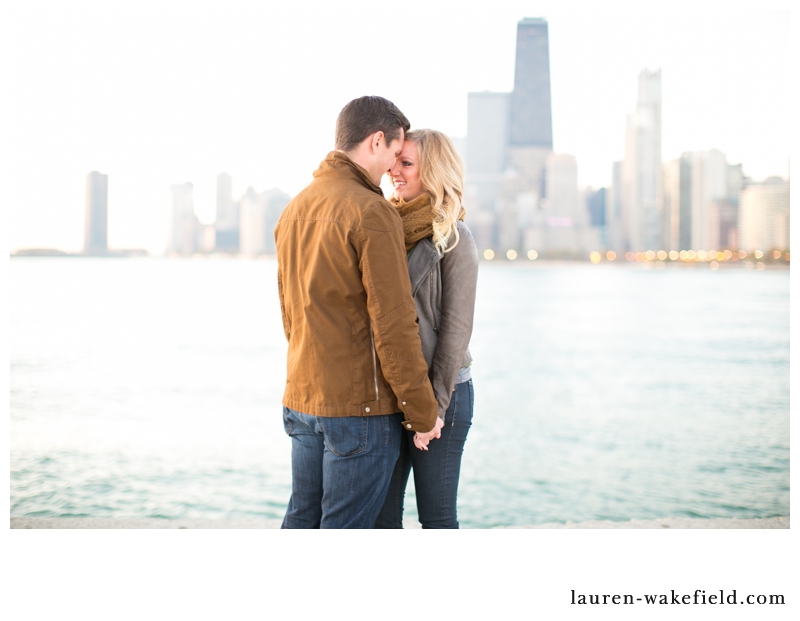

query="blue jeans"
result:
[375,379,474,529]
[281,407,403,529]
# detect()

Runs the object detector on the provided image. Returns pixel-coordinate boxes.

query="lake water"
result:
[9,257,789,527]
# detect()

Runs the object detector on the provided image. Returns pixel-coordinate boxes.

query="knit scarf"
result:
[391,193,467,252]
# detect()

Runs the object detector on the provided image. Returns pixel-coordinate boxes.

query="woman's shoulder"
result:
[447,221,477,254]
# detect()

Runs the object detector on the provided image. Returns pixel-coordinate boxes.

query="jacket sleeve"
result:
[430,223,479,418]
[357,201,439,433]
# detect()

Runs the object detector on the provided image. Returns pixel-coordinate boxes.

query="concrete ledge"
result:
[498,517,789,529]
[10,516,788,529]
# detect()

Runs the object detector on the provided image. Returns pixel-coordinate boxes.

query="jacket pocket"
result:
[320,416,369,457]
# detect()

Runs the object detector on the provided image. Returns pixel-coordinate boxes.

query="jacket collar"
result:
[313,151,384,197]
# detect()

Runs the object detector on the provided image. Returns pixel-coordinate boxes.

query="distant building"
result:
[662,155,693,251]
[84,171,108,254]
[509,17,553,149]
[738,177,790,251]
[168,182,200,256]
[620,69,662,252]
[239,186,291,255]
[606,161,623,251]
[215,172,239,251]
[465,91,510,251]
[663,151,744,251]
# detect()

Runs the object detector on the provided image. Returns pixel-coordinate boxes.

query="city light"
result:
[716,251,725,261]
[723,250,733,260]
[657,250,667,260]
[710,261,719,270]
[669,251,679,260]
[606,251,616,261]
[483,249,495,260]
[738,250,747,259]
[786,253,790,261]
[645,250,655,261]
[754,250,764,259]
[697,250,707,260]
[634,252,642,261]
[679,250,688,260]
[773,250,782,259]
[757,262,765,270]
[687,250,697,260]
[527,249,538,260]
[626,252,635,261]
[589,251,601,264]
[506,249,517,260]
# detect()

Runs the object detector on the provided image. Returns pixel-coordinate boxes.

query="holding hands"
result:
[413,416,444,451]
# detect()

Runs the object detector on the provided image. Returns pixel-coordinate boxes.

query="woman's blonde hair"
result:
[405,129,465,255]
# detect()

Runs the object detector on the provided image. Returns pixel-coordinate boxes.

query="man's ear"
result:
[370,131,385,153]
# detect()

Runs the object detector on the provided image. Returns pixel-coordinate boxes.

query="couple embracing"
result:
[274,96,478,529]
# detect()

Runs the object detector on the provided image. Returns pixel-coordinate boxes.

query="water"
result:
[10,257,789,527]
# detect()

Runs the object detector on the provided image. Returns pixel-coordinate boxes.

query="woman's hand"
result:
[413,416,444,450]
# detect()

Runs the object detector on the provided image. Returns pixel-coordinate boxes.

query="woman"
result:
[375,129,479,529]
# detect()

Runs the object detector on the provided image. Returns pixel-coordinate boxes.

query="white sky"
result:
[3,0,792,254]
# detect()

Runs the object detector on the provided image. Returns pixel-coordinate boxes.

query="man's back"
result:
[275,150,437,431]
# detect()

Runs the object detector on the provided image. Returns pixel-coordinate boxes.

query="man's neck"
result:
[337,148,378,185]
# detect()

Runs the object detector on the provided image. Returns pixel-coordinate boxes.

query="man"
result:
[275,96,443,529]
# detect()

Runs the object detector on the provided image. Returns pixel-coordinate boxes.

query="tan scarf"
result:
[391,193,467,252]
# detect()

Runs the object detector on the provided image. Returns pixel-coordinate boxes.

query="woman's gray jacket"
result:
[407,221,479,419]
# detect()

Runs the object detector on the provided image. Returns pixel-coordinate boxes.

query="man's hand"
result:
[413,416,445,451]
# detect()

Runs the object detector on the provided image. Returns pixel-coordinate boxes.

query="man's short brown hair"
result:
[335,96,411,153]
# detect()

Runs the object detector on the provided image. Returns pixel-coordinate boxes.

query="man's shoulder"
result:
[297,176,398,230]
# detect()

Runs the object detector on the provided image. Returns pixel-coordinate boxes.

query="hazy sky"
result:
[4,1,791,253]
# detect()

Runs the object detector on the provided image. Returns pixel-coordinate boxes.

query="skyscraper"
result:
[739,177,790,252]
[620,69,662,251]
[169,182,199,256]
[215,172,239,251]
[500,18,555,252]
[84,171,108,254]
[509,17,553,148]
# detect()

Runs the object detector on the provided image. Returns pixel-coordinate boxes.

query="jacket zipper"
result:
[430,270,439,333]
[369,319,379,401]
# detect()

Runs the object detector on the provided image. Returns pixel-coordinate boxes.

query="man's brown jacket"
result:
[274,151,438,432]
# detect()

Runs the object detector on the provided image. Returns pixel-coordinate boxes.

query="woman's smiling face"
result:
[388,140,425,201]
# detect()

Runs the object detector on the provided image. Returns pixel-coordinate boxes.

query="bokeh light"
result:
[697,250,707,260]
[773,250,781,259]
[626,252,635,261]
[669,250,679,260]
[645,250,656,261]
[527,249,538,260]
[506,249,517,260]
[657,250,667,260]
[710,261,719,270]
[589,251,601,264]
[738,250,747,259]
[755,250,764,259]
[483,249,495,260]
[606,250,616,261]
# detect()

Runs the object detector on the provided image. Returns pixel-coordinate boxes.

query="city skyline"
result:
[5,4,791,254]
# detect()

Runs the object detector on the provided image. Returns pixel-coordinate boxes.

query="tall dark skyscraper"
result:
[84,170,108,254]
[509,17,553,148]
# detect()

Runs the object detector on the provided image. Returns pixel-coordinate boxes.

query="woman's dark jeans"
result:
[375,379,473,529]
